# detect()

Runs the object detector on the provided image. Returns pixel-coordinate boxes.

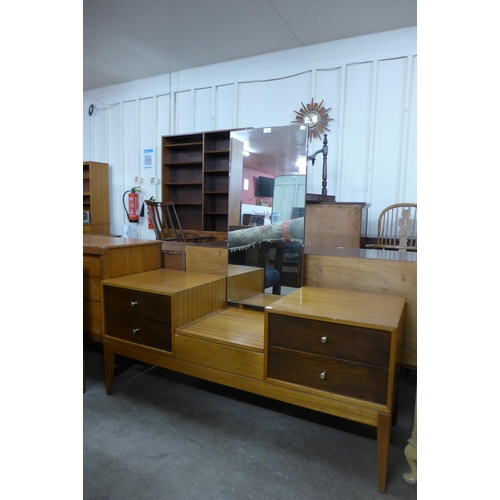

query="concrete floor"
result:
[83,342,417,500]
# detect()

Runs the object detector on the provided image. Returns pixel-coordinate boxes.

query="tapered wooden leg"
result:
[103,341,115,395]
[377,412,392,493]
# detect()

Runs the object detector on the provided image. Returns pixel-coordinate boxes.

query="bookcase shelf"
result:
[162,129,244,235]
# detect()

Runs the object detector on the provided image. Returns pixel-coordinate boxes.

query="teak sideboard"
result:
[101,269,405,493]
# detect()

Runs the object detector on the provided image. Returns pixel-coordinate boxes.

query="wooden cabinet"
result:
[83,161,110,234]
[83,235,162,342]
[265,286,405,492]
[162,130,242,237]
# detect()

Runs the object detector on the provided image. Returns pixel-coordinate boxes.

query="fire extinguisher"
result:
[123,187,141,223]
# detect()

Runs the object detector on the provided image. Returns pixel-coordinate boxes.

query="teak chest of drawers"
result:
[102,274,405,493]
[83,235,162,342]
[102,269,227,365]
[265,287,405,492]
[267,314,391,404]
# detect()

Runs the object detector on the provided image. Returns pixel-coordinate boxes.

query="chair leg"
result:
[403,441,417,485]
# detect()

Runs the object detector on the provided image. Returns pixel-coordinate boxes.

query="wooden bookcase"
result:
[162,130,240,237]
[83,161,110,234]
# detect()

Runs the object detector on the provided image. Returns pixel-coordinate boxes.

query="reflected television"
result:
[255,176,274,198]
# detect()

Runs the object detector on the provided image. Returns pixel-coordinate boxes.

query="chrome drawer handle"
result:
[319,371,326,380]
[320,336,327,344]
[131,301,138,307]
[132,328,140,335]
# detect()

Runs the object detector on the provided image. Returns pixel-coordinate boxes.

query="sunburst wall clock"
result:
[291,98,334,142]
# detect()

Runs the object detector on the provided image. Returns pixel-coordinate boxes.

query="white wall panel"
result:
[175,90,193,134]
[157,94,171,137]
[403,56,417,202]
[93,108,107,161]
[123,99,139,197]
[194,87,213,132]
[107,105,123,235]
[368,57,409,236]
[156,93,171,207]
[83,96,94,161]
[341,62,374,202]
[215,84,235,131]
[311,68,342,196]
[136,97,156,239]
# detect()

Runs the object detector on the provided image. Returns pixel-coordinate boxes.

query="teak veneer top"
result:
[101,268,225,295]
[83,235,161,254]
[266,286,405,331]
[305,245,417,262]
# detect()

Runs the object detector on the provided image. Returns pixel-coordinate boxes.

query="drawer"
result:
[268,314,391,368]
[103,286,171,323]
[268,346,388,405]
[105,311,172,352]
[175,334,264,380]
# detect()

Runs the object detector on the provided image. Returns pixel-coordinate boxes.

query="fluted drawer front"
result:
[103,286,171,323]
[268,314,390,368]
[268,346,388,405]
[105,311,172,351]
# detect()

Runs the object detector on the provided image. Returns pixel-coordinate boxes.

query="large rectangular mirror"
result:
[227,125,308,304]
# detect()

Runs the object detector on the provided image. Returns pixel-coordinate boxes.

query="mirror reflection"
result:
[227,125,308,305]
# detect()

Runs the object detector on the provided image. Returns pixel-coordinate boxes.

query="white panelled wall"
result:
[83,27,416,240]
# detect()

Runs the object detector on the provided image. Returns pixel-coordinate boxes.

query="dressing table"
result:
[102,271,405,493]
[98,125,410,492]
